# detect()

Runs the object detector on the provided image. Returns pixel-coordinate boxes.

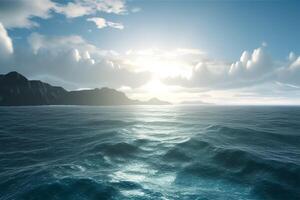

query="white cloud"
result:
[2,33,150,89]
[229,46,273,79]
[0,23,13,56]
[27,33,99,67]
[1,27,299,104]
[176,48,205,56]
[55,0,127,18]
[91,0,127,14]
[0,0,55,28]
[28,33,95,55]
[55,2,92,18]
[0,0,128,29]
[276,53,300,86]
[289,56,300,70]
[72,49,81,62]
[82,51,91,59]
[161,45,296,96]
[87,17,124,29]
[118,48,207,80]
[107,21,124,29]
[87,17,107,28]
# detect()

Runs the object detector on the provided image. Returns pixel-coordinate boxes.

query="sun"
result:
[125,48,194,80]
[137,58,192,79]
[122,48,199,102]
[142,79,168,94]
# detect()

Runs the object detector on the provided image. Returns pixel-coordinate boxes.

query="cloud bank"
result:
[0,32,150,90]
[165,44,300,90]
[0,27,299,104]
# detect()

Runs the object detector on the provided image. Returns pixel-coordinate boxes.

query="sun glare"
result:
[124,48,194,80]
[134,79,187,103]
[142,79,168,94]
[137,58,192,79]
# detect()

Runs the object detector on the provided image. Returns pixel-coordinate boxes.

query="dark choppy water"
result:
[0,106,300,200]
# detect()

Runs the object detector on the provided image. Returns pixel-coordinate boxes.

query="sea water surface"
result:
[0,105,300,200]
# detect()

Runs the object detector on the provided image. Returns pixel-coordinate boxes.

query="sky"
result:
[0,0,300,105]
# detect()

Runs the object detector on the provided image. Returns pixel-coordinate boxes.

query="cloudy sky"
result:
[0,0,300,104]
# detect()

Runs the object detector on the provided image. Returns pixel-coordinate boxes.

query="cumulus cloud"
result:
[229,46,273,79]
[28,33,95,55]
[87,17,124,29]
[18,38,300,94]
[72,49,81,62]
[276,52,300,86]
[0,23,13,56]
[3,32,299,96]
[0,0,55,28]
[289,55,300,70]
[0,33,150,89]
[164,44,300,90]
[27,32,113,67]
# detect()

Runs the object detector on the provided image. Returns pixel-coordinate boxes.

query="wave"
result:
[1,106,300,199]
[166,132,300,200]
[20,178,121,200]
[86,119,136,127]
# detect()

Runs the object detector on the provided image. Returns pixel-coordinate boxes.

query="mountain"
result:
[56,88,133,106]
[144,97,170,105]
[0,72,170,106]
[180,100,213,105]
[0,72,67,106]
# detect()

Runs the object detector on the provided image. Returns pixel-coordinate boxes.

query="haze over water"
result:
[0,105,299,200]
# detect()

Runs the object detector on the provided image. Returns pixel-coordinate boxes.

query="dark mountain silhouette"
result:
[0,72,170,106]
[0,72,67,105]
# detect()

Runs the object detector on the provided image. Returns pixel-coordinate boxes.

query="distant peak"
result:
[4,71,28,82]
[148,97,163,102]
[147,97,171,105]
[5,71,22,76]
[149,97,159,101]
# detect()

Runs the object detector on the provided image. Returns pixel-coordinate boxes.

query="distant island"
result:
[180,100,213,105]
[0,72,170,106]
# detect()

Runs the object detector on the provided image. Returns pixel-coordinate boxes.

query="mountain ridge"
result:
[0,71,170,106]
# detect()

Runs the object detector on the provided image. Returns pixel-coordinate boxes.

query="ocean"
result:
[0,105,299,200]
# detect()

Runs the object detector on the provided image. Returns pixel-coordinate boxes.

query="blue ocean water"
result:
[0,105,300,200]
